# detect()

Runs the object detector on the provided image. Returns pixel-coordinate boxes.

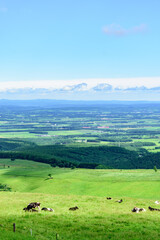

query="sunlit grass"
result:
[0,192,160,240]
[0,160,160,239]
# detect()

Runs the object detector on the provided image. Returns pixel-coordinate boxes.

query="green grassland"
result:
[1,102,160,239]
[0,159,160,239]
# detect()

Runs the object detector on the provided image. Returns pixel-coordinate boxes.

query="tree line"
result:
[0,144,159,169]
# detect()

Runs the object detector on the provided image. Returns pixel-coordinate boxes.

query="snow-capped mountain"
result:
[92,83,112,91]
[0,78,160,100]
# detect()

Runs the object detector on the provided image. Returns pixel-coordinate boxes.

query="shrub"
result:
[154,166,158,172]
[95,164,108,169]
[0,183,11,191]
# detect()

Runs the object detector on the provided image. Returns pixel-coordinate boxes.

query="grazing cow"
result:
[24,202,41,211]
[69,206,79,211]
[148,206,160,211]
[41,207,54,212]
[155,201,160,204]
[30,209,38,212]
[132,207,146,213]
[23,207,29,212]
[23,207,38,212]
[116,199,123,203]
[28,202,40,209]
[106,197,112,200]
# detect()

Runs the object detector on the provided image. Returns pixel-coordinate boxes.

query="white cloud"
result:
[103,24,147,36]
[0,78,160,100]
[0,77,159,92]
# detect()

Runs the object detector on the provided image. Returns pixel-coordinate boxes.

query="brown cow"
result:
[148,206,160,211]
[69,206,79,211]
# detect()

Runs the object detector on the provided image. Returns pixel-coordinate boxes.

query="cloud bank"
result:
[0,77,159,100]
[0,77,159,91]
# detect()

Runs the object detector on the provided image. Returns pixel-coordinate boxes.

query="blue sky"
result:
[0,0,160,100]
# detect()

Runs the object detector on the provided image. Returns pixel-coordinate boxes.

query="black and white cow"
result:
[41,207,54,212]
[116,199,123,203]
[132,207,146,213]
[23,202,41,212]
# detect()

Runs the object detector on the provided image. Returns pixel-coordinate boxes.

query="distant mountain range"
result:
[0,81,160,100]
[1,82,160,94]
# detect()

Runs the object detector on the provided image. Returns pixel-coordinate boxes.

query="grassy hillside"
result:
[0,159,160,239]
[0,159,159,198]
[1,192,160,240]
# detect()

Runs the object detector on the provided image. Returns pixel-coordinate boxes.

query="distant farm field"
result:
[0,159,160,239]
[0,102,160,150]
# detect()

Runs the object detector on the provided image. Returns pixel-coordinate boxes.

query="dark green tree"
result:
[154,166,157,172]
[48,174,53,179]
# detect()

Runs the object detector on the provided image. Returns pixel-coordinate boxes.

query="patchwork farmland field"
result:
[0,101,159,152]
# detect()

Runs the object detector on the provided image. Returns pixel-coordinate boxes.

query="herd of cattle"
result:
[23,202,54,212]
[23,199,160,213]
[23,202,79,212]
[106,197,160,213]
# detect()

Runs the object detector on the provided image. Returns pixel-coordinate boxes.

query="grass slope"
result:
[0,159,160,239]
[0,159,159,199]
[1,192,160,240]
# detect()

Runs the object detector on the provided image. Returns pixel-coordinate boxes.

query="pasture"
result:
[0,159,160,239]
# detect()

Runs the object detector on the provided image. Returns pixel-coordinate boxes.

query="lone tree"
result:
[154,166,157,172]
[48,174,53,179]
